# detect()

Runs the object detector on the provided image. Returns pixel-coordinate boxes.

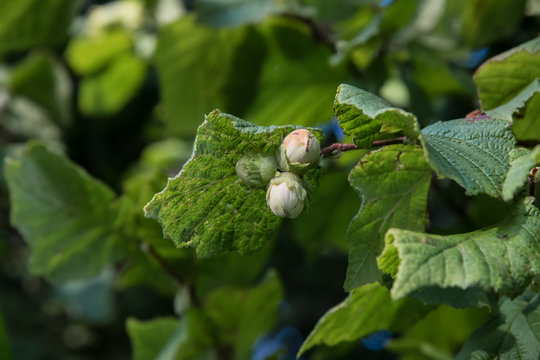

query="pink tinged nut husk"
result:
[282,129,320,165]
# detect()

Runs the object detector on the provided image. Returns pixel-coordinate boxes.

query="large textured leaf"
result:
[380,197,540,307]
[127,310,216,360]
[205,270,283,360]
[144,110,322,257]
[344,145,431,290]
[334,84,421,147]
[456,289,540,360]
[298,283,430,356]
[502,147,540,201]
[0,0,82,55]
[4,142,127,283]
[421,118,516,198]
[474,37,540,141]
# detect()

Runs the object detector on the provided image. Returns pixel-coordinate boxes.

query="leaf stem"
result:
[320,137,406,157]
[372,136,407,147]
[145,243,201,307]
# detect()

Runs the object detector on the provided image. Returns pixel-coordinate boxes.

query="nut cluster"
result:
[235,129,321,219]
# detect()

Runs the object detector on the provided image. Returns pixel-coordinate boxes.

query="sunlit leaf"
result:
[421,118,515,198]
[457,289,540,360]
[4,142,129,283]
[334,84,421,147]
[380,197,540,307]
[344,145,431,290]
[298,282,430,356]
[144,110,322,257]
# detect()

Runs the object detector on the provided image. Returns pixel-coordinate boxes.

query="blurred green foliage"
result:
[0,0,539,359]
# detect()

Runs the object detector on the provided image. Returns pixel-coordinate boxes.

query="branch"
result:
[320,137,406,157]
[320,143,359,157]
[145,243,201,306]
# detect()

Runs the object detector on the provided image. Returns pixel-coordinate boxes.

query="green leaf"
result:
[381,197,540,307]
[503,146,540,201]
[334,84,421,147]
[474,36,540,111]
[421,118,516,198]
[344,144,431,290]
[461,0,526,47]
[485,79,540,123]
[298,282,430,356]
[243,19,348,127]
[78,53,147,116]
[0,0,82,55]
[145,110,322,257]
[195,0,287,27]
[293,171,357,258]
[127,310,216,360]
[9,51,72,125]
[65,30,133,75]
[154,16,241,137]
[388,305,489,360]
[4,142,128,283]
[205,270,283,360]
[128,317,178,360]
[456,289,540,360]
[0,97,63,151]
[474,37,540,141]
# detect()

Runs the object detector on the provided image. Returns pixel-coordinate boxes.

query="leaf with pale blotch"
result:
[298,283,431,356]
[503,146,540,201]
[334,84,421,147]
[144,110,323,258]
[344,145,431,290]
[457,289,540,360]
[4,142,128,284]
[421,118,516,198]
[380,197,540,307]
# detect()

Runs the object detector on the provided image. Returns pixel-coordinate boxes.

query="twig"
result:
[320,137,406,157]
[372,136,406,147]
[320,143,359,156]
[146,244,201,306]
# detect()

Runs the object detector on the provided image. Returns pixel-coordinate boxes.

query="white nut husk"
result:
[276,129,320,175]
[235,154,277,188]
[266,172,307,219]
